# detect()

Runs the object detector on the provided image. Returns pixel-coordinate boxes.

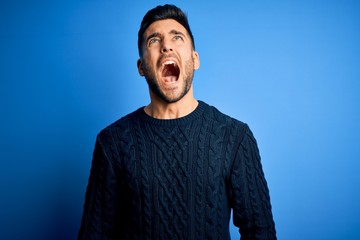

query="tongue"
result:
[163,75,177,82]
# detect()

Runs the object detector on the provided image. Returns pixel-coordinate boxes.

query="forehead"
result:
[143,19,188,37]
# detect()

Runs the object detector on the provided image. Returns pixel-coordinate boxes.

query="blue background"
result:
[1,0,360,239]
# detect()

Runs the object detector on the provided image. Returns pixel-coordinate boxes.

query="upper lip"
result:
[160,58,179,68]
[159,53,179,67]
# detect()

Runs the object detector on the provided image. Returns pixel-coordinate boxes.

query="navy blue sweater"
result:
[78,101,276,239]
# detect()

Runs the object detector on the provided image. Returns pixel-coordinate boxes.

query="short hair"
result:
[137,4,195,56]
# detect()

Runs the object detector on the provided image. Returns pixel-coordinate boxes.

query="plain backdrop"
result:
[1,0,360,239]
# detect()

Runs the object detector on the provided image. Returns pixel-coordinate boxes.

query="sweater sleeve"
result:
[230,126,276,240]
[78,133,119,240]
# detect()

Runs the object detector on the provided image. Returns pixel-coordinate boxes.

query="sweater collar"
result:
[139,100,207,126]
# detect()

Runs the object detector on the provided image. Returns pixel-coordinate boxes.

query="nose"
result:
[161,38,173,53]
[161,46,173,53]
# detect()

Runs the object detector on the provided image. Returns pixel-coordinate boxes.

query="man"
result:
[78,4,276,240]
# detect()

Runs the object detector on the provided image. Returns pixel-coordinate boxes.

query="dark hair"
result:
[137,4,195,56]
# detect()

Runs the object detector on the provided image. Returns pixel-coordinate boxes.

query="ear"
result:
[137,58,144,76]
[193,51,200,70]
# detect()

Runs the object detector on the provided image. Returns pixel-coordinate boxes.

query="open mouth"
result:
[161,61,180,83]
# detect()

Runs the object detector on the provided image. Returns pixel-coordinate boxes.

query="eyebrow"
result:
[169,29,185,37]
[146,32,161,43]
[146,29,186,43]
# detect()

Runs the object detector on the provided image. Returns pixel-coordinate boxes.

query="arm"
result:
[78,134,120,240]
[230,126,276,240]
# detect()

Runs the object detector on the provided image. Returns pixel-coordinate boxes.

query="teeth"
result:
[163,60,175,66]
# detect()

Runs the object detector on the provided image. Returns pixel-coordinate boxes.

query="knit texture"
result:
[78,101,276,240]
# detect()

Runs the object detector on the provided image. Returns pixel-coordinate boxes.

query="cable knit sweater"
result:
[78,101,276,240]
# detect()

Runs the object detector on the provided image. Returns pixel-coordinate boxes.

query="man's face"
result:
[137,19,200,103]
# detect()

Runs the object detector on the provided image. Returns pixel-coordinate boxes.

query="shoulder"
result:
[199,101,253,148]
[201,101,249,132]
[97,107,144,141]
[200,101,259,157]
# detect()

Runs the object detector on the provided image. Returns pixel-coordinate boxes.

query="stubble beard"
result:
[143,58,194,104]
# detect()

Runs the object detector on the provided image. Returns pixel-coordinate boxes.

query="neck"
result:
[144,90,198,120]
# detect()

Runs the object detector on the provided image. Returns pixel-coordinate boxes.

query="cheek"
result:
[145,53,159,67]
[141,57,155,71]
